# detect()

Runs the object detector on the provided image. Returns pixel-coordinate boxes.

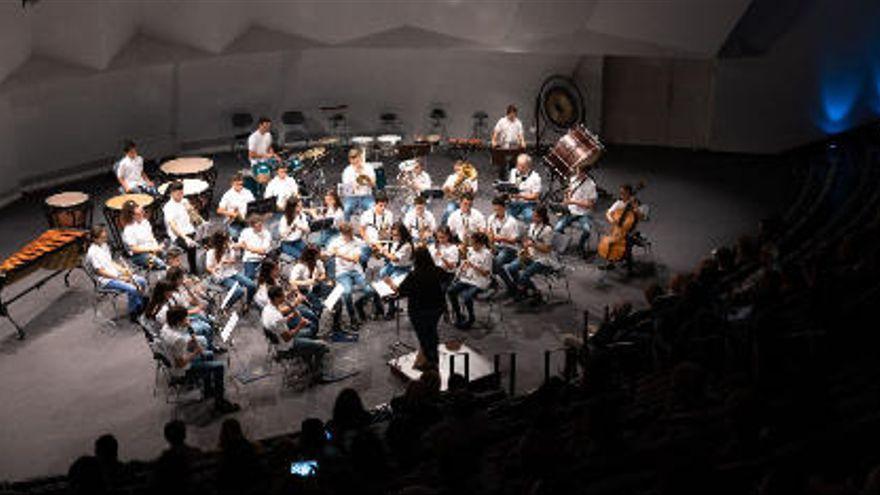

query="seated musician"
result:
[341,148,376,221]
[261,286,328,369]
[400,158,432,214]
[217,173,255,239]
[358,192,393,269]
[603,183,646,270]
[555,164,597,256]
[446,192,486,244]
[440,160,478,225]
[163,246,208,301]
[326,223,382,329]
[86,225,147,322]
[116,140,157,195]
[375,222,414,320]
[159,305,240,414]
[162,181,199,273]
[279,198,310,260]
[308,190,345,249]
[248,116,281,167]
[205,231,256,310]
[403,196,436,245]
[447,231,492,330]
[491,105,525,180]
[264,164,299,212]
[120,200,166,271]
[144,279,215,345]
[487,195,521,277]
[500,206,554,303]
[253,259,320,330]
[289,246,346,337]
[429,226,460,288]
[239,214,272,281]
[507,153,542,222]
[165,266,215,338]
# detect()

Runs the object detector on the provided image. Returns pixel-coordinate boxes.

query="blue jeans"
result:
[447,281,483,323]
[507,201,536,222]
[343,196,375,221]
[441,201,459,226]
[502,258,550,293]
[281,239,306,260]
[187,354,225,400]
[243,261,261,281]
[359,245,373,270]
[128,184,159,196]
[336,270,380,322]
[379,264,411,314]
[555,214,592,252]
[221,273,257,306]
[493,246,517,275]
[227,221,246,241]
[102,276,147,315]
[130,252,166,271]
[317,229,339,249]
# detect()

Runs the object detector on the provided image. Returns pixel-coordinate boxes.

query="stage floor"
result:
[0,144,790,480]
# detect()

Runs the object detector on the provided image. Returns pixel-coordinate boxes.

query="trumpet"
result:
[186,201,206,226]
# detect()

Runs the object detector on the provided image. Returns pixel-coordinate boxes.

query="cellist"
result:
[605,184,641,224]
[599,183,645,271]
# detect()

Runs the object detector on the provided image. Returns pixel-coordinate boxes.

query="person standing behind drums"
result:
[248,117,281,167]
[507,154,541,222]
[163,181,199,274]
[341,148,376,221]
[491,105,525,180]
[121,200,166,271]
[217,172,255,239]
[116,140,157,195]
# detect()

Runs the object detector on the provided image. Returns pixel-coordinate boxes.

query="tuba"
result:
[451,162,478,199]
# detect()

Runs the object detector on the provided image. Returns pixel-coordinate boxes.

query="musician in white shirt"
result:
[262,286,328,364]
[555,164,598,255]
[264,164,299,211]
[239,215,272,281]
[375,222,414,319]
[358,193,393,269]
[507,153,542,222]
[279,198,310,259]
[430,226,460,277]
[86,225,147,321]
[116,141,156,195]
[500,206,554,303]
[248,117,281,166]
[205,231,256,308]
[403,196,436,245]
[162,181,199,273]
[120,200,166,271]
[487,195,521,275]
[217,172,255,239]
[341,148,376,221]
[309,190,345,249]
[446,193,486,243]
[447,231,492,329]
[441,160,478,225]
[326,223,382,328]
[492,105,526,180]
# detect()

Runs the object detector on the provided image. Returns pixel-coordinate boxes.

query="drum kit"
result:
[44,191,93,230]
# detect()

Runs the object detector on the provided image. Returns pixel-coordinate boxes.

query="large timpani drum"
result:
[160,156,216,211]
[158,178,210,215]
[103,193,156,249]
[44,191,93,230]
[544,124,604,179]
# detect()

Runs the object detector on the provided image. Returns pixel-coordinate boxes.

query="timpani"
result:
[157,178,211,216]
[103,193,156,249]
[159,156,216,215]
[44,191,93,230]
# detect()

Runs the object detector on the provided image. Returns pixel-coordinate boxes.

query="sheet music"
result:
[324,284,345,309]
[221,311,239,343]
[221,281,240,309]
[371,273,408,299]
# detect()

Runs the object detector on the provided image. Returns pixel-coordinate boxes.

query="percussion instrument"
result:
[447,138,484,150]
[377,134,401,158]
[158,178,210,215]
[352,136,375,161]
[544,124,604,180]
[0,229,88,339]
[44,191,93,230]
[159,156,217,215]
[316,136,341,147]
[598,183,645,263]
[103,193,156,249]
[245,161,273,197]
[415,134,441,145]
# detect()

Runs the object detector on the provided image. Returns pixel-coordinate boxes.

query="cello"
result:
[597,183,644,262]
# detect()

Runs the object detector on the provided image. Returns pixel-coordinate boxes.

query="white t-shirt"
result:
[122,218,158,253]
[510,169,542,198]
[205,247,240,281]
[447,208,486,243]
[218,187,254,220]
[265,175,299,210]
[442,173,478,195]
[487,213,520,248]
[388,242,413,268]
[117,155,145,189]
[254,283,270,309]
[429,243,459,273]
[493,117,524,149]
[567,175,598,216]
[158,324,193,376]
[320,206,344,229]
[403,209,436,239]
[87,243,119,285]
[279,213,310,243]
[359,208,393,243]
[261,303,293,351]
[248,130,273,165]
[411,171,432,192]
[460,246,492,289]
[527,222,554,265]
[341,164,376,197]
[239,227,272,263]
[608,200,626,219]
[163,198,195,241]
[328,236,364,275]
[289,261,326,291]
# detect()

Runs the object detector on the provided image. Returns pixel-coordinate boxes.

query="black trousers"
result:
[409,308,442,365]
[173,237,199,274]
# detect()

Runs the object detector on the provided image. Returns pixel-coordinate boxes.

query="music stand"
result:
[220,311,240,344]
[372,273,413,354]
[493,181,519,194]
[247,197,277,216]
[309,217,334,232]
[490,147,523,181]
[420,188,445,200]
[221,281,240,311]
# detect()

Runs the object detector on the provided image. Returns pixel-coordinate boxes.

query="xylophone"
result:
[0,229,88,339]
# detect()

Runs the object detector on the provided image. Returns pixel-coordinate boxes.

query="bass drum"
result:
[544,124,604,179]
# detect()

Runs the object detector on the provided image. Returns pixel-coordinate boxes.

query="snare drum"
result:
[545,124,604,179]
[103,193,156,248]
[44,191,93,230]
[158,178,210,215]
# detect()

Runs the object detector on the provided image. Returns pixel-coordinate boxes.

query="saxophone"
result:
[185,200,206,227]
